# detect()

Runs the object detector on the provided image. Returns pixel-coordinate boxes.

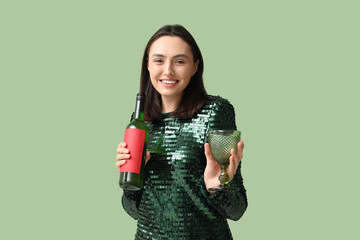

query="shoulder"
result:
[201,95,237,130]
[203,95,235,113]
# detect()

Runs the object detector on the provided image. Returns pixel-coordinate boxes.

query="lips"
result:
[160,79,179,87]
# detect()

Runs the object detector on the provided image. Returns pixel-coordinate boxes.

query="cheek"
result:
[148,65,161,77]
[148,68,159,86]
[149,74,158,87]
[184,69,194,81]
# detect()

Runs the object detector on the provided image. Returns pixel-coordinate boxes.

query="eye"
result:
[154,59,163,63]
[176,59,185,64]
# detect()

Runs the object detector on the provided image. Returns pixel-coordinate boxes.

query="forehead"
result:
[149,36,193,57]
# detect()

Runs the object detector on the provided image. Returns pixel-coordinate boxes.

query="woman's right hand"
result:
[116,142,151,171]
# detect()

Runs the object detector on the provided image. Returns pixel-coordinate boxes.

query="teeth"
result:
[162,80,177,84]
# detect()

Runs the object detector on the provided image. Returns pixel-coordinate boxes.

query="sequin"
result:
[122,95,247,240]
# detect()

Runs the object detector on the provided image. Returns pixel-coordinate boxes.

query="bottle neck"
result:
[134,111,144,121]
[134,95,145,121]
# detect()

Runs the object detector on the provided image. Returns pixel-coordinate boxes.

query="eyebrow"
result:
[151,53,189,59]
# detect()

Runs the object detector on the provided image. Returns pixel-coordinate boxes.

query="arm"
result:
[117,137,150,220]
[118,150,150,220]
[202,98,248,220]
[200,164,247,220]
[121,189,143,220]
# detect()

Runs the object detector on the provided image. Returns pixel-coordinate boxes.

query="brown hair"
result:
[140,24,207,121]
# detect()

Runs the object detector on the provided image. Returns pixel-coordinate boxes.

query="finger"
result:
[116,160,126,168]
[227,155,237,179]
[204,143,215,163]
[237,141,244,160]
[231,148,237,158]
[116,153,131,161]
[117,147,130,154]
[238,141,244,151]
[231,147,240,166]
[145,151,151,164]
[205,143,219,170]
[231,148,239,166]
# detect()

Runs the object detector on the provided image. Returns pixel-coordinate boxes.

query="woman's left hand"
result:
[203,141,244,194]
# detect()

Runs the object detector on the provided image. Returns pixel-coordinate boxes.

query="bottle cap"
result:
[137,93,145,100]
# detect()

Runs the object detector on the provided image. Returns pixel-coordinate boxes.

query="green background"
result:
[1,0,359,239]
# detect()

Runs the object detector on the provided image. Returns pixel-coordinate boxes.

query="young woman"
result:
[116,24,247,240]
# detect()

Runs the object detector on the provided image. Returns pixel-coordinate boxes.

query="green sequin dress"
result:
[122,95,248,240]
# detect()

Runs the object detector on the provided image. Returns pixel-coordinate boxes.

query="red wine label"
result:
[120,128,146,174]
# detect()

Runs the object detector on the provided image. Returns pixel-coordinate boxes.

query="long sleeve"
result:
[202,97,248,221]
[121,189,143,220]
[199,164,248,220]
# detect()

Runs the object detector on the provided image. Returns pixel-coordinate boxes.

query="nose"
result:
[164,62,174,76]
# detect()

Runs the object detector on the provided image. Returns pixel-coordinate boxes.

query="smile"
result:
[160,79,179,87]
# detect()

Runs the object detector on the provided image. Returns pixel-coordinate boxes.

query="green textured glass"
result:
[208,130,241,192]
[119,94,148,191]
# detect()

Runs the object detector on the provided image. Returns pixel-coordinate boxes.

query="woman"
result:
[116,24,247,240]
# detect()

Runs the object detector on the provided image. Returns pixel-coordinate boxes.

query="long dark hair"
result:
[140,24,207,121]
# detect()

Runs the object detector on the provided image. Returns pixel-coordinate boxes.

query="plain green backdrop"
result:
[1,0,359,239]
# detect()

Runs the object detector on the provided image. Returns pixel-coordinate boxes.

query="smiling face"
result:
[147,36,199,106]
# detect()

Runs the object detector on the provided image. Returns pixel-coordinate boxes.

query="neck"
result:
[161,94,183,113]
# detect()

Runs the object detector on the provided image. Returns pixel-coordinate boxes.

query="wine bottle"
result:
[119,93,148,191]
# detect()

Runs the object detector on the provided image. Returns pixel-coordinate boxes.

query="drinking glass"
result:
[208,130,241,192]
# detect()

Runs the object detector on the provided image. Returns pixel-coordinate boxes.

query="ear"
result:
[193,59,199,76]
